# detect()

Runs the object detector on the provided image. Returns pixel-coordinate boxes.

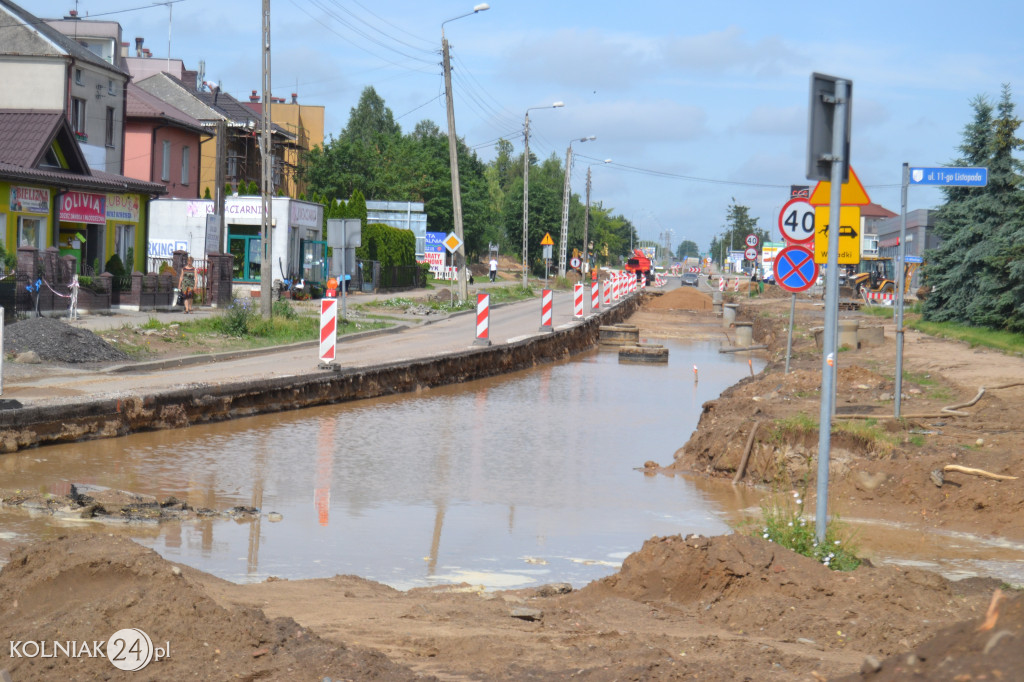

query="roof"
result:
[861,202,898,218]
[126,83,208,137]
[0,0,129,77]
[0,109,165,195]
[135,73,224,123]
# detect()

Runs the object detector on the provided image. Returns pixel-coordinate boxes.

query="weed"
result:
[272,299,298,320]
[754,491,861,571]
[908,434,926,447]
[903,370,936,386]
[908,318,1024,356]
[862,306,894,319]
[140,316,165,330]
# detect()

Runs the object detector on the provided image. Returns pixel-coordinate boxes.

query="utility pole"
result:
[442,31,467,301]
[215,118,226,251]
[521,111,530,287]
[557,136,594,277]
[583,166,591,272]
[259,0,272,317]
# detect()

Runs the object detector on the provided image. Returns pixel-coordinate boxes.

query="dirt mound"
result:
[575,534,1001,657]
[836,590,1024,681]
[0,534,426,681]
[6,317,129,364]
[647,287,713,311]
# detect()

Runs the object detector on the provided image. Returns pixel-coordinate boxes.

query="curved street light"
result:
[583,158,612,272]
[557,136,595,277]
[442,3,490,301]
[521,101,564,286]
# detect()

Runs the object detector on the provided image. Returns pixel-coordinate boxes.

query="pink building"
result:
[124,83,208,199]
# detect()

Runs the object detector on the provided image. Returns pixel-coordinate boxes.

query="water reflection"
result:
[1,340,761,588]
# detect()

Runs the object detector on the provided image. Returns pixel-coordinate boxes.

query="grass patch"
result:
[902,370,936,386]
[862,306,894,318]
[908,318,1024,356]
[481,284,535,304]
[751,492,861,571]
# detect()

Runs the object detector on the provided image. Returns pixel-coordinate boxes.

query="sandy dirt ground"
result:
[2,285,1023,681]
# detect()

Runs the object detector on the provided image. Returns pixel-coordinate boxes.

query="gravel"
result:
[5,317,129,364]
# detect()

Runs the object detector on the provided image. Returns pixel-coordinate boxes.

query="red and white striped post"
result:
[475,293,491,346]
[539,288,553,332]
[318,298,338,367]
[602,280,611,306]
[718,277,725,292]
[733,278,740,292]
[591,279,600,311]
[573,284,584,318]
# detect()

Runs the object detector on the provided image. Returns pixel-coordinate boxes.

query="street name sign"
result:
[778,198,815,245]
[773,245,819,293]
[909,167,988,187]
[813,206,861,265]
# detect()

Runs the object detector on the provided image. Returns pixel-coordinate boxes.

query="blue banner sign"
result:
[425,231,446,253]
[909,167,987,187]
[905,255,923,263]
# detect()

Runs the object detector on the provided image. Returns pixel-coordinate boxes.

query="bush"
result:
[272,299,297,320]
[215,298,260,337]
[105,254,126,277]
[754,491,860,571]
[356,223,416,268]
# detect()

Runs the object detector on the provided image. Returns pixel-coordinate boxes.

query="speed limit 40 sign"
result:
[778,198,815,245]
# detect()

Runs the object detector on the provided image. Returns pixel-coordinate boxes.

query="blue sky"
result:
[27,0,1024,253]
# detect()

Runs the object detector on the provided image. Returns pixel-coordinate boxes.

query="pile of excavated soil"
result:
[0,534,427,681]
[647,286,713,311]
[5,317,129,364]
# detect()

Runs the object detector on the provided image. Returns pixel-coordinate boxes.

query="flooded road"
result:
[3,336,1023,590]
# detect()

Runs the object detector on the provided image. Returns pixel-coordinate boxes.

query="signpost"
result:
[541,232,554,284]
[774,245,819,376]
[892,164,988,419]
[444,232,463,305]
[778,198,815,245]
[808,167,870,265]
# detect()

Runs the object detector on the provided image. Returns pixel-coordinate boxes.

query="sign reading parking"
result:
[778,198,815,245]
[909,167,988,187]
[774,245,819,293]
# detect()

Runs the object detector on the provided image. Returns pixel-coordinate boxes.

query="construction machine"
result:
[848,256,921,299]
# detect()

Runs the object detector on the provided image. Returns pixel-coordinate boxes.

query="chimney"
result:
[291,93,297,104]
[120,41,129,59]
[135,37,144,57]
[65,9,80,19]
[250,90,259,103]
[143,48,152,58]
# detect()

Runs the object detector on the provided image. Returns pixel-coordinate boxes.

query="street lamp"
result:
[522,101,564,286]
[442,3,489,301]
[583,158,611,272]
[557,135,595,277]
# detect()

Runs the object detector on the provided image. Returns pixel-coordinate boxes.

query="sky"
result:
[24,0,1024,255]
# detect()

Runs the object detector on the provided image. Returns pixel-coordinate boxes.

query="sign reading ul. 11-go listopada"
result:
[909,167,988,187]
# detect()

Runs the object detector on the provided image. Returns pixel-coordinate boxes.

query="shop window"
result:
[161,140,171,182]
[71,98,86,135]
[181,146,190,185]
[115,224,134,266]
[18,216,44,249]
[105,107,115,147]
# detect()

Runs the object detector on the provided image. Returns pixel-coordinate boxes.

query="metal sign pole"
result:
[785,293,795,374]
[894,163,909,419]
[815,78,849,543]
[341,221,347,323]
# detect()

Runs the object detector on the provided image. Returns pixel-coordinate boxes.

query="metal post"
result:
[895,163,909,419]
[785,293,795,374]
[259,0,273,317]
[442,33,467,302]
[558,142,573,278]
[815,78,848,543]
[215,119,226,251]
[521,111,530,287]
[583,167,591,271]
[340,221,347,322]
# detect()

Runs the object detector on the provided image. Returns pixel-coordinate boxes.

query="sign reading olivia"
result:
[10,186,50,214]
[106,194,140,222]
[60,191,106,223]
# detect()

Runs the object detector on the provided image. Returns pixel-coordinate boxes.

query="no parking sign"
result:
[773,245,819,293]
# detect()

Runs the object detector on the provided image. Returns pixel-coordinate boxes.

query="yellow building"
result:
[246,92,325,199]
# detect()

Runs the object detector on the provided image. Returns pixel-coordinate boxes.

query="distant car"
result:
[681,271,700,287]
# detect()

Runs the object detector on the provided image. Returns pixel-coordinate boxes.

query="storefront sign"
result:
[60,191,106,223]
[148,239,189,258]
[106,194,140,222]
[290,202,321,228]
[186,200,214,218]
[10,186,50,214]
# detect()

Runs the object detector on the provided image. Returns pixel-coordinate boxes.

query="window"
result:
[74,68,83,85]
[105,107,115,147]
[108,79,115,95]
[115,224,134,265]
[18,216,44,249]
[0,213,6,252]
[161,140,171,182]
[71,98,86,135]
[181,146,190,185]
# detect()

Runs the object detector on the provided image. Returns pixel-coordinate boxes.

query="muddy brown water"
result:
[2,339,1022,589]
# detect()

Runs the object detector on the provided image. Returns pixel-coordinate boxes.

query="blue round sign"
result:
[773,245,819,293]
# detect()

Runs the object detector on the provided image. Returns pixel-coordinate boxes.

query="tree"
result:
[924,85,1024,331]
[342,86,400,145]
[675,239,699,261]
[709,199,769,267]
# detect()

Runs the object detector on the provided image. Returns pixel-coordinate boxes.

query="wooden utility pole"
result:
[259,0,272,317]
[442,33,467,301]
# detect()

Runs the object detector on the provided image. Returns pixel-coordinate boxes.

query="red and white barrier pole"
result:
[603,280,611,306]
[591,280,600,311]
[539,289,553,332]
[318,298,338,366]
[573,284,584,318]
[613,274,620,300]
[475,293,491,346]
[719,277,725,292]
[733,278,740,292]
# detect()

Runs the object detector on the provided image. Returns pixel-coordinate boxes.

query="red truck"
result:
[624,249,653,285]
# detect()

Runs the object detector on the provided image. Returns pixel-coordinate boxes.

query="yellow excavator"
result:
[848,256,921,298]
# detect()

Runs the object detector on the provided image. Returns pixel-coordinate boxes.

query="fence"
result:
[145,256,210,305]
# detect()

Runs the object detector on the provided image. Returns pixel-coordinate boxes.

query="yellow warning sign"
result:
[808,167,871,206]
[813,206,862,265]
[540,232,554,246]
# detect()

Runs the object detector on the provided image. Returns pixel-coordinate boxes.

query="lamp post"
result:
[521,101,564,286]
[557,136,595,277]
[442,3,489,302]
[583,158,611,273]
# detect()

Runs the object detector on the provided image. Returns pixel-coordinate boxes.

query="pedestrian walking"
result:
[178,256,196,314]
[489,257,498,282]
